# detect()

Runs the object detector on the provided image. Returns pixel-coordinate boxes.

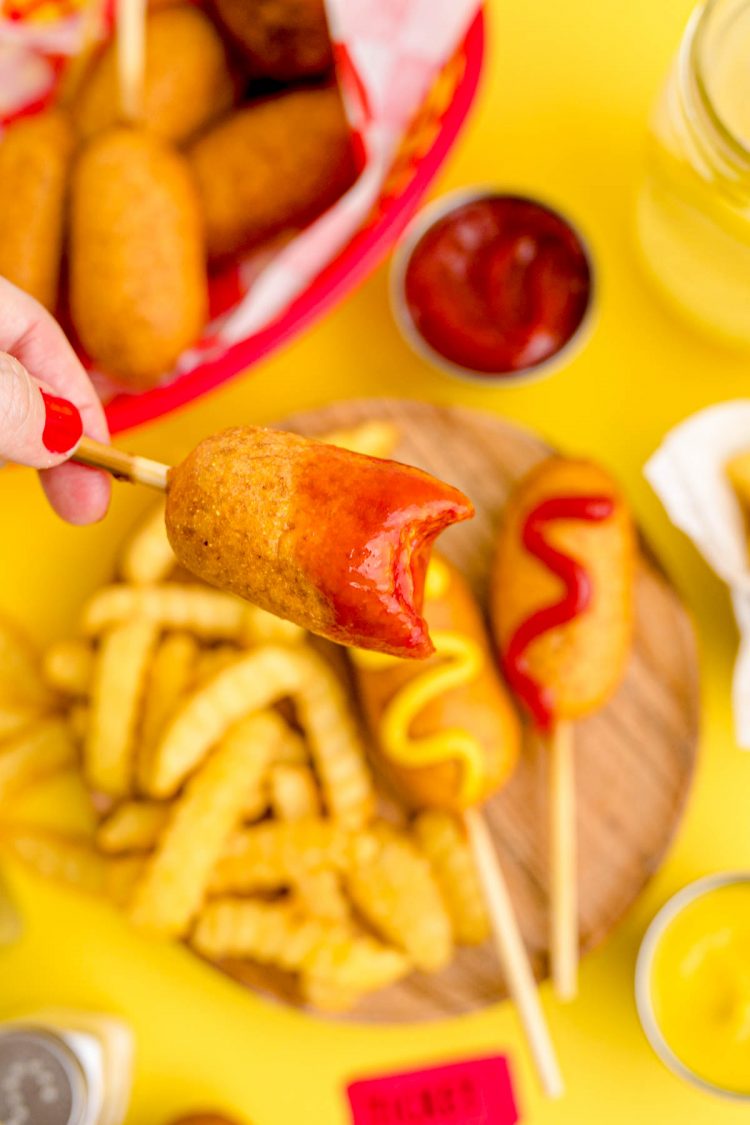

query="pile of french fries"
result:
[0,423,490,1012]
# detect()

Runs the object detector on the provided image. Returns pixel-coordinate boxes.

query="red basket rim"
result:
[104,8,486,436]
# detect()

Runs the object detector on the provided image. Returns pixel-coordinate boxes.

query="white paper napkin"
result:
[645,400,750,746]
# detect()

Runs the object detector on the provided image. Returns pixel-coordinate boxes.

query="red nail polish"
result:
[41,392,83,454]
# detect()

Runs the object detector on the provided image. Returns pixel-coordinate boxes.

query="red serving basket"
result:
[4,8,485,435]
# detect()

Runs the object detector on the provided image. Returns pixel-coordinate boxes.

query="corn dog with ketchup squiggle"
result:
[492,455,636,1002]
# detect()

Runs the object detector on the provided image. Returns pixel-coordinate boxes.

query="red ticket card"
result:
[346,1054,519,1125]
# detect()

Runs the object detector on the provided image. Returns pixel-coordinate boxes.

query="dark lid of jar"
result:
[0,1028,88,1125]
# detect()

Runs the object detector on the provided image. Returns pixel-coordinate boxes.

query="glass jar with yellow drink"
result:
[636,873,750,1099]
[636,0,750,347]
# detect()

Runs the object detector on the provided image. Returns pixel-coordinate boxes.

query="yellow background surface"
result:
[1,0,750,1121]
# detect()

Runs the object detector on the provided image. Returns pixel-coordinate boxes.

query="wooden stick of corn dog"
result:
[116,0,147,121]
[550,722,576,999]
[464,807,564,1096]
[352,554,564,1097]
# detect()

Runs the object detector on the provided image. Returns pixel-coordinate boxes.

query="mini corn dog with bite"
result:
[165,427,473,658]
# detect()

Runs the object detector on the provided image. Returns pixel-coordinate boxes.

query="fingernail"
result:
[41,392,83,454]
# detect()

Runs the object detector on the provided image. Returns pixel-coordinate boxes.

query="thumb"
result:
[0,351,83,469]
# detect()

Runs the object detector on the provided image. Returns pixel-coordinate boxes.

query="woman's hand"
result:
[0,277,111,524]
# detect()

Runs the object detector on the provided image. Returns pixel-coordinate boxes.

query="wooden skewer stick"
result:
[464,807,564,1099]
[116,0,148,123]
[550,721,577,1001]
[74,436,170,491]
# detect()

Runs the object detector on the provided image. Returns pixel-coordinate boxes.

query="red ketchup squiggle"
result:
[502,495,615,731]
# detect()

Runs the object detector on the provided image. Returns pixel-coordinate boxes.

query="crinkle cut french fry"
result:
[0,615,52,710]
[293,655,374,828]
[137,632,198,789]
[4,829,105,893]
[270,763,321,821]
[300,974,361,1014]
[81,584,303,646]
[0,703,48,742]
[146,645,308,794]
[346,824,453,972]
[148,645,374,829]
[192,898,409,995]
[105,855,147,908]
[193,898,340,963]
[68,704,89,745]
[129,712,283,936]
[414,810,490,945]
[194,644,242,685]
[85,620,159,796]
[120,500,175,585]
[42,639,94,696]
[272,723,308,766]
[97,800,171,853]
[0,718,76,802]
[319,420,400,460]
[209,818,349,894]
[240,785,269,824]
[303,928,409,993]
[294,868,350,923]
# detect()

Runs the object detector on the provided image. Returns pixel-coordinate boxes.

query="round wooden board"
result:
[234,398,700,1022]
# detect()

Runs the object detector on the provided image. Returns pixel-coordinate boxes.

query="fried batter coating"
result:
[70,127,207,386]
[73,6,236,144]
[213,0,333,80]
[0,110,73,310]
[188,87,357,260]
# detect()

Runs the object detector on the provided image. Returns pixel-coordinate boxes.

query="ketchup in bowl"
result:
[394,193,593,380]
